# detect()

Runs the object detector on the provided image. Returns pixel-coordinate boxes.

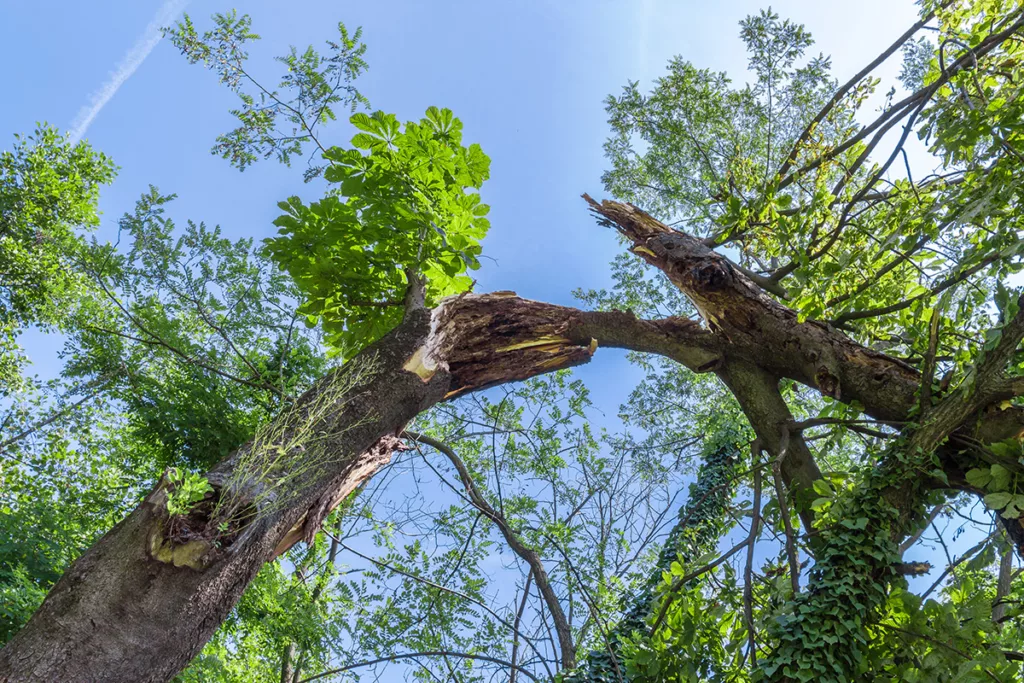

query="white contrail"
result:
[69,0,191,144]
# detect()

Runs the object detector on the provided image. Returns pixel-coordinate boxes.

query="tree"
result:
[0,126,114,391]
[3,1,1024,681]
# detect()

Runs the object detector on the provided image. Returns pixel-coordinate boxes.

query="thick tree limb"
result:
[0,293,721,682]
[584,196,1024,555]
[717,362,822,527]
[585,201,1024,444]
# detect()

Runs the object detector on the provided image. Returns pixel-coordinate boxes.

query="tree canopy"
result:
[4,1,1024,682]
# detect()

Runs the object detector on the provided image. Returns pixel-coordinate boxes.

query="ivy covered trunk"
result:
[5,201,1024,681]
[761,297,1024,682]
[562,445,742,682]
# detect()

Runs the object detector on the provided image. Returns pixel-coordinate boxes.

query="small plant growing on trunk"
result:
[165,469,214,517]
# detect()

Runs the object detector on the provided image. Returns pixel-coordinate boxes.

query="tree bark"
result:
[0,306,445,682]
[4,197,1023,680]
[584,196,1024,551]
[0,294,715,682]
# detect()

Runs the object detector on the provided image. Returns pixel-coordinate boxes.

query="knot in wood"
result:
[690,260,733,291]
[652,232,699,258]
[815,366,841,400]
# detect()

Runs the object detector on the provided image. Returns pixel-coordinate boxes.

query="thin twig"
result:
[328,534,549,675]
[774,424,801,595]
[743,441,764,667]
[509,570,534,683]
[404,431,576,669]
[298,650,540,682]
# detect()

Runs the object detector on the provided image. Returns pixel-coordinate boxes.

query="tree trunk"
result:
[5,197,1024,681]
[562,445,743,682]
[0,293,715,682]
[0,306,445,682]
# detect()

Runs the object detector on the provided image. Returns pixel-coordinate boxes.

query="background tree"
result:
[3,1,1024,682]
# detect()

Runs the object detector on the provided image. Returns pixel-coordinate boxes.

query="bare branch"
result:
[743,443,764,666]
[404,431,577,670]
[298,650,541,683]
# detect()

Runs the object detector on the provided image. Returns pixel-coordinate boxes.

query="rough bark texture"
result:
[584,196,1024,551]
[717,361,821,521]
[0,308,447,682]
[0,292,720,682]
[583,196,1024,438]
[3,197,1023,679]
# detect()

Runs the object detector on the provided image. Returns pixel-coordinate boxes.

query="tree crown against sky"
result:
[3,1,1024,682]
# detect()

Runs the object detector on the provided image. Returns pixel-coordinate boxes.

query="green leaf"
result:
[983,491,1013,510]
[989,463,1011,491]
[263,107,491,357]
[965,467,992,489]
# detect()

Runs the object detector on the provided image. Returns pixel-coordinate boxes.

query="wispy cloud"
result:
[69,0,191,144]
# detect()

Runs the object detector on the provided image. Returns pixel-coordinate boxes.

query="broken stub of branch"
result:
[145,474,255,571]
[405,292,600,399]
[582,193,758,310]
[581,195,845,401]
[145,475,220,570]
[894,561,932,576]
[270,294,609,560]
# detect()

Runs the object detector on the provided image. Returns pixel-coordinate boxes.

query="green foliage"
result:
[8,3,1024,681]
[967,453,1024,519]
[265,107,491,356]
[178,537,345,682]
[211,354,377,531]
[603,8,835,226]
[0,126,115,391]
[0,393,156,642]
[0,566,47,643]
[166,12,369,175]
[562,444,744,682]
[867,578,1020,683]
[759,470,908,681]
[758,437,1007,683]
[165,469,214,517]
[588,1,1024,681]
[66,187,327,470]
[0,175,330,648]
[171,12,491,358]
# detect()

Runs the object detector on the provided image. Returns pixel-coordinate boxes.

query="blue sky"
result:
[1,0,923,404]
[5,0,983,677]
